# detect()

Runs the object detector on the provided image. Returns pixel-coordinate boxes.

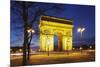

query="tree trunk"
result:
[27,32,32,64]
[22,2,28,65]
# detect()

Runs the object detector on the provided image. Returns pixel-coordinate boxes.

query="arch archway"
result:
[54,35,58,51]
[39,16,73,51]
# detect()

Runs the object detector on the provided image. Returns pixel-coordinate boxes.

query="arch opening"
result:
[54,35,58,51]
[54,32,63,51]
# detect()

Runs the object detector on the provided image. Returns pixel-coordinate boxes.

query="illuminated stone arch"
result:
[39,16,73,51]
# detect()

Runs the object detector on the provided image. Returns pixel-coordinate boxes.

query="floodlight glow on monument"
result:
[39,16,73,51]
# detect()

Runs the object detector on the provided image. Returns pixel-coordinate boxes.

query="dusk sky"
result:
[11,1,95,47]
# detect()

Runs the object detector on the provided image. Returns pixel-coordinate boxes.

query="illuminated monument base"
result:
[39,16,73,51]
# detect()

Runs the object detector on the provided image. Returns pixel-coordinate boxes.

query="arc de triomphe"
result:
[39,16,73,51]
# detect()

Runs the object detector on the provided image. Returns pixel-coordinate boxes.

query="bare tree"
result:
[11,1,64,65]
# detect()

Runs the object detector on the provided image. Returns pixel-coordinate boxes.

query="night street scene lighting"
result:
[10,1,95,66]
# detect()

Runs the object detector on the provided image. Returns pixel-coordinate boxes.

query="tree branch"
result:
[30,4,64,24]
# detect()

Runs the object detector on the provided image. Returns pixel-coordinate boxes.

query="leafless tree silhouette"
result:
[11,1,64,65]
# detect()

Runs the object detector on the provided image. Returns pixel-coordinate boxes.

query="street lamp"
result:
[80,47,83,54]
[27,28,35,34]
[72,48,75,53]
[66,43,69,55]
[90,46,92,49]
[19,49,22,52]
[47,38,50,56]
[89,46,92,50]
[77,27,85,54]
[66,38,70,55]
[27,28,35,64]
[73,48,75,50]
[77,27,85,38]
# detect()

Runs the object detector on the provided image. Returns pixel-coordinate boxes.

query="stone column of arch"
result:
[62,31,72,51]
[40,30,54,52]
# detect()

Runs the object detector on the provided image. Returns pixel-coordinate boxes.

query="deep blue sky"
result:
[11,1,95,47]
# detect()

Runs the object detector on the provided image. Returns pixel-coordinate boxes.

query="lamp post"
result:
[77,27,85,38]
[47,38,50,56]
[27,28,35,64]
[77,27,85,54]
[73,48,75,52]
[19,49,22,53]
[89,46,92,50]
[66,38,70,55]
[80,47,82,54]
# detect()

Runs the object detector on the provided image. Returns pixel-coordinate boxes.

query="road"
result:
[10,50,95,66]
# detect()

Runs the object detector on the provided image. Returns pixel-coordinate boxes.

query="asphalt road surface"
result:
[10,50,95,66]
